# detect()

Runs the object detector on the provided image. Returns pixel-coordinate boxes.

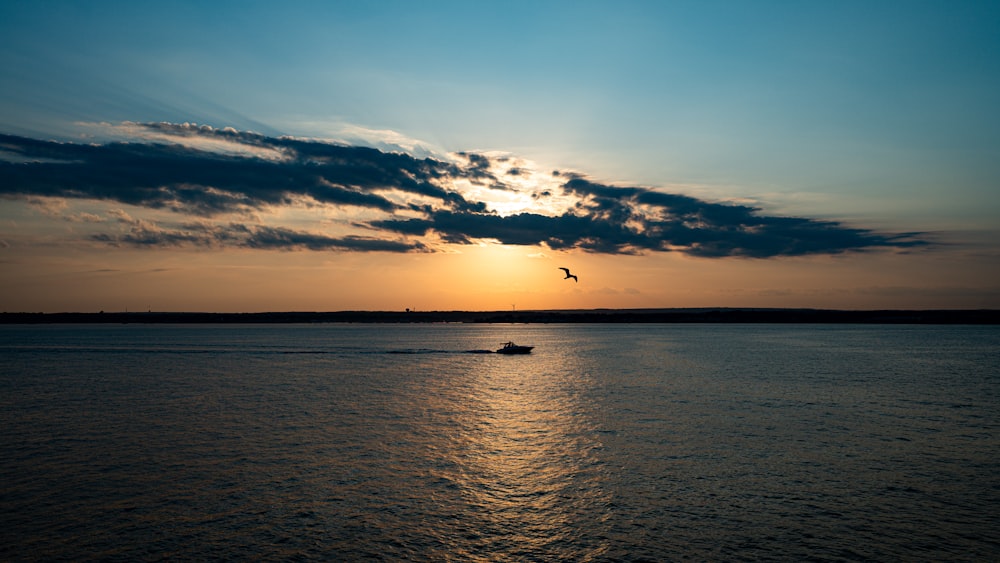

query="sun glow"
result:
[450,152,576,218]
[456,243,550,292]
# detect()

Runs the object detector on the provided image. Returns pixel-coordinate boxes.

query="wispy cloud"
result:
[1,123,927,257]
[92,219,426,253]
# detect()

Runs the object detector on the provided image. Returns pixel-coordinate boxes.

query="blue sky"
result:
[2,1,999,311]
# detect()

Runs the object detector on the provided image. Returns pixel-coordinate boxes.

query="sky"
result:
[1,0,999,312]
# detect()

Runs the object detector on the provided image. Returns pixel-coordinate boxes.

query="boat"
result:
[496,341,534,354]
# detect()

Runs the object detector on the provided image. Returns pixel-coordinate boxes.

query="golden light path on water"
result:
[411,330,616,560]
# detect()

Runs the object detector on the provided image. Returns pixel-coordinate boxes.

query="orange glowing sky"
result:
[2,2,998,312]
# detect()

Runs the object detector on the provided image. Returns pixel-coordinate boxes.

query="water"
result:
[1,323,998,561]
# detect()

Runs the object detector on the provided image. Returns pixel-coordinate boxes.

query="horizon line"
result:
[3,308,998,325]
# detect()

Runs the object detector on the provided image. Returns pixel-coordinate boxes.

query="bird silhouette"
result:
[558,267,578,282]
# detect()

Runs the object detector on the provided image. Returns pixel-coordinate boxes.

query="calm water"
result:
[1,323,998,561]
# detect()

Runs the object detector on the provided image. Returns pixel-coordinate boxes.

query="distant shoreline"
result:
[2,309,998,324]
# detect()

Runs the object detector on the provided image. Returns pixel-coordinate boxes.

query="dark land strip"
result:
[2,309,998,324]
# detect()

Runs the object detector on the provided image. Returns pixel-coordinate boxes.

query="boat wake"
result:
[384,348,497,355]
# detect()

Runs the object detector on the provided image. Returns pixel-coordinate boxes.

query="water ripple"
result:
[1,323,998,560]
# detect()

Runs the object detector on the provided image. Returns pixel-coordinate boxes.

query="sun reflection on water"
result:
[434,346,613,560]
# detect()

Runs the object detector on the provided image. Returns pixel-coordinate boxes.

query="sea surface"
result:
[1,323,998,561]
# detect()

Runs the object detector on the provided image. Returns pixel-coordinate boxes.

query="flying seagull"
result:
[559,267,578,282]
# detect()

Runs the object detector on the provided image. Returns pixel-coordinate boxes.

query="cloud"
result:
[25,196,68,216]
[556,176,928,257]
[93,219,425,253]
[24,197,105,222]
[0,123,928,257]
[374,177,926,257]
[0,126,485,216]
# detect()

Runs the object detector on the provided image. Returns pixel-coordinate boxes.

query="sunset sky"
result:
[2,0,998,312]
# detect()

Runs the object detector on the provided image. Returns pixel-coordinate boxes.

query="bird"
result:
[558,267,578,282]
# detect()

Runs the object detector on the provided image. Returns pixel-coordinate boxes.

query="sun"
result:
[414,243,554,309]
[448,152,577,218]
[466,243,547,287]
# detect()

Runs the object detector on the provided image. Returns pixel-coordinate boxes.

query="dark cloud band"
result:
[0,125,927,257]
[91,221,426,253]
